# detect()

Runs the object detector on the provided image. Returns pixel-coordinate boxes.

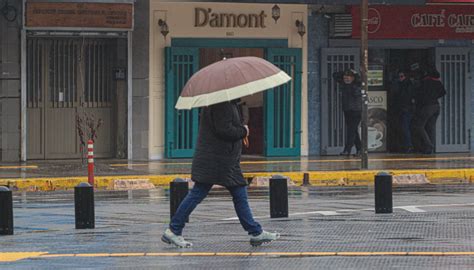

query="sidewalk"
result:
[1,153,474,191]
[1,186,474,268]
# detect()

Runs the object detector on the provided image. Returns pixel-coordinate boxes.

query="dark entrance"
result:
[386,49,433,153]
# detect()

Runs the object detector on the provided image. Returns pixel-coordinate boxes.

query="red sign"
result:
[352,5,474,39]
[428,0,474,3]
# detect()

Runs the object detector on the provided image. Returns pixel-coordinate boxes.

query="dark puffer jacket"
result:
[333,71,362,112]
[191,101,248,187]
[415,76,446,108]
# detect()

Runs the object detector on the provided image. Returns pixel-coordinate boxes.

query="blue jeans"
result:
[169,182,262,236]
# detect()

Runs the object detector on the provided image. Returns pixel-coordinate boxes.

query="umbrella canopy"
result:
[175,56,291,110]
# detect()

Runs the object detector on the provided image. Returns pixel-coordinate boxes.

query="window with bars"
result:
[27,38,115,109]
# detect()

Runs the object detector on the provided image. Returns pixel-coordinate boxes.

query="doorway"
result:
[199,48,265,156]
[164,39,302,158]
[26,38,119,159]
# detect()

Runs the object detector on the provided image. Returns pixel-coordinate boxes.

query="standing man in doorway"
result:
[393,70,416,153]
[412,68,446,154]
[333,69,362,156]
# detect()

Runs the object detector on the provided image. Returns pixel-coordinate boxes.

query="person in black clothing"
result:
[412,68,446,154]
[162,100,280,248]
[333,69,362,156]
[392,71,416,152]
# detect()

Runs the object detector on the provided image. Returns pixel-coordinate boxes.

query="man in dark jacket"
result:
[162,100,280,248]
[392,71,416,152]
[333,69,362,156]
[412,68,446,154]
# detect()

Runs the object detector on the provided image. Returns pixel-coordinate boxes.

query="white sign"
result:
[367,91,387,152]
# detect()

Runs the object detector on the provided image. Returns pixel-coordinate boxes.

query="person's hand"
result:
[244,125,249,137]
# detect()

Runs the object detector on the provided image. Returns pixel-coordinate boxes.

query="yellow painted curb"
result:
[1,168,472,191]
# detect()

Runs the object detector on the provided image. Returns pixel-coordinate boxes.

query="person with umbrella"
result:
[162,57,289,248]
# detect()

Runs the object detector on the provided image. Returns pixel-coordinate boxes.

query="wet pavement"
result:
[1,184,474,269]
[2,153,474,179]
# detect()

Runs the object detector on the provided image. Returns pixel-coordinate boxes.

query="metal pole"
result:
[360,0,369,169]
[21,29,27,162]
[375,172,393,214]
[127,31,133,160]
[74,182,95,229]
[302,172,310,186]
[269,175,289,218]
[170,178,189,222]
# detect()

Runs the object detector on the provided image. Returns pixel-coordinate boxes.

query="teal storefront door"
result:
[164,47,200,158]
[164,39,302,158]
[265,48,302,156]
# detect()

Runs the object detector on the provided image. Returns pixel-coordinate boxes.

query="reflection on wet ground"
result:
[2,153,474,179]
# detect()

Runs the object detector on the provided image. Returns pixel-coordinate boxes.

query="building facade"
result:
[148,1,308,159]
[0,0,473,161]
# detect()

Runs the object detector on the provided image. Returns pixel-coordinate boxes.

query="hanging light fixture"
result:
[158,19,169,37]
[295,20,306,37]
[272,5,281,23]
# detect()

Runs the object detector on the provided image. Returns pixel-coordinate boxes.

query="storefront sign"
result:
[26,2,133,29]
[427,0,474,3]
[352,5,474,39]
[194,8,267,28]
[367,91,387,152]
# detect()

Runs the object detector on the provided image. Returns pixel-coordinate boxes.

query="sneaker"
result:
[250,230,280,246]
[161,229,193,248]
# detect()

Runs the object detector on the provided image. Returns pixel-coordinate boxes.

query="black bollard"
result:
[74,182,95,229]
[0,186,13,235]
[270,175,288,218]
[170,178,189,221]
[302,173,311,186]
[375,172,393,214]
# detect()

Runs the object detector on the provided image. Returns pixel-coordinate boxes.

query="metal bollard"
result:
[375,172,393,214]
[87,140,94,186]
[270,175,289,218]
[75,182,95,229]
[302,173,311,186]
[0,186,13,235]
[170,178,189,221]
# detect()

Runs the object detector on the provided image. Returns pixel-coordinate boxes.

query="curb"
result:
[0,169,473,191]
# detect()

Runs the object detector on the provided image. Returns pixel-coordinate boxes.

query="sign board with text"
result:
[26,2,133,29]
[352,5,474,39]
[427,0,474,3]
[367,91,387,152]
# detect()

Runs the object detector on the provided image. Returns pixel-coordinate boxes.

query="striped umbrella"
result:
[175,56,291,110]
